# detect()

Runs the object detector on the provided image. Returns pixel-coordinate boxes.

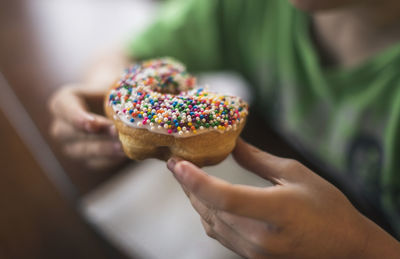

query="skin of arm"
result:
[167,139,400,259]
[48,48,132,170]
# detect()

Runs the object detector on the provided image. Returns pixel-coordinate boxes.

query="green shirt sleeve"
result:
[128,0,223,72]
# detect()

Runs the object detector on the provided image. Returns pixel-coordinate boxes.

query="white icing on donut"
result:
[108,58,248,138]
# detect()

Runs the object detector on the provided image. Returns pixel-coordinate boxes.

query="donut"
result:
[105,57,248,167]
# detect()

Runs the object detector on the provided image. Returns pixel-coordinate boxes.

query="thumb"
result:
[50,85,112,133]
[233,138,298,184]
[167,157,285,222]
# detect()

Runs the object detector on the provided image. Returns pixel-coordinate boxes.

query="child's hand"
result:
[167,139,400,258]
[49,85,126,170]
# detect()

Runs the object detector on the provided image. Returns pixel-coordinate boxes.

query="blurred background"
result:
[0,0,310,258]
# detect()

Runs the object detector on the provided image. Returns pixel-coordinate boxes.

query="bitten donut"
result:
[105,57,248,167]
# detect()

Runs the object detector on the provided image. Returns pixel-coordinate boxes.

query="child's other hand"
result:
[49,85,126,170]
[167,139,400,258]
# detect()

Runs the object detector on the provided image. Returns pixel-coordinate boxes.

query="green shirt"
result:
[129,0,400,236]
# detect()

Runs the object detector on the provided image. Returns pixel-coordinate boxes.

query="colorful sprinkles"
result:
[108,58,248,137]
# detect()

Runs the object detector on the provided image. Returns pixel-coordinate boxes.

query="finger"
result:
[188,191,276,257]
[49,86,112,133]
[216,210,280,253]
[187,188,276,237]
[200,219,238,253]
[200,218,216,239]
[86,157,127,170]
[63,140,125,160]
[50,119,118,142]
[200,219,240,255]
[200,216,264,259]
[185,189,216,226]
[233,138,298,183]
[167,158,287,222]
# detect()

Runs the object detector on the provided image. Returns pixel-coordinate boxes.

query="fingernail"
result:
[167,157,178,172]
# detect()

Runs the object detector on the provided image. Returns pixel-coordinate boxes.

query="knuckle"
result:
[281,158,301,171]
[49,87,68,111]
[50,120,67,140]
[179,160,192,170]
[67,143,86,158]
[89,141,114,158]
[205,229,216,239]
[205,228,213,237]
[286,158,299,167]
[202,223,215,238]
[203,211,214,226]
[204,207,219,227]
[72,115,88,131]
